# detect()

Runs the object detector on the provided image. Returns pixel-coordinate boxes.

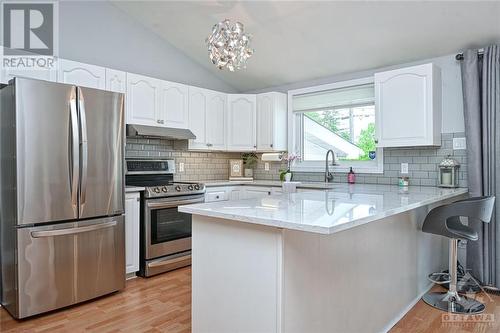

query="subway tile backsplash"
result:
[125,138,241,181]
[126,132,468,187]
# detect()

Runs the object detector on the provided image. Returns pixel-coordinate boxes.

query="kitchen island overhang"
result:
[180,184,468,333]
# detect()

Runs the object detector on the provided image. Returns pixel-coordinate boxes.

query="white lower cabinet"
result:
[205,185,280,202]
[229,187,244,200]
[243,186,273,199]
[125,192,140,275]
[205,189,227,202]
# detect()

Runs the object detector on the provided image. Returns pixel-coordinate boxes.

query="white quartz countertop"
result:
[125,186,145,193]
[201,179,338,189]
[179,184,468,235]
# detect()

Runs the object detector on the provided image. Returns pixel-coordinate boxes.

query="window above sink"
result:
[288,77,384,174]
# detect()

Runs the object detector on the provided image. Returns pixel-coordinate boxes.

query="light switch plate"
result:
[401,163,409,174]
[453,137,466,150]
[265,162,270,171]
[179,162,184,172]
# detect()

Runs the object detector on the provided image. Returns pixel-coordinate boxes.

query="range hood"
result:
[126,124,196,140]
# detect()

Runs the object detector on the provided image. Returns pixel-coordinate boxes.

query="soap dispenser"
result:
[348,167,356,184]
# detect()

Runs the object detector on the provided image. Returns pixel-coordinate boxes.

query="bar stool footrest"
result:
[428,272,451,285]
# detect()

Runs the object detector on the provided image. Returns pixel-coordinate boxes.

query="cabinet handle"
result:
[157,119,164,124]
[215,195,219,199]
[137,198,140,202]
[268,191,271,195]
[270,144,273,148]
[253,145,257,148]
[374,139,379,144]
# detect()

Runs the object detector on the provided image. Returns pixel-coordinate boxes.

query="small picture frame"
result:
[229,159,243,177]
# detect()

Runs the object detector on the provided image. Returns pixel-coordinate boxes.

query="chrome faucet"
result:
[325,149,337,183]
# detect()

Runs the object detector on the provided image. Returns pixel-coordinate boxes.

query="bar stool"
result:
[421,196,495,314]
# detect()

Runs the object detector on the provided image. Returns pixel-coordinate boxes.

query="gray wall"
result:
[58,1,236,93]
[246,54,464,134]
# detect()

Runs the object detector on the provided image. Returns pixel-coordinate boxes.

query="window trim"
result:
[287,77,384,174]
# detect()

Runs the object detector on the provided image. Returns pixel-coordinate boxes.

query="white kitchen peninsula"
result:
[179,184,468,333]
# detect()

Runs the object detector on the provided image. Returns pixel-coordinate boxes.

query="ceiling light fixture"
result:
[206,19,254,72]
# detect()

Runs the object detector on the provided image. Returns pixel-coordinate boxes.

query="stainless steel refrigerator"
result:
[0,77,125,319]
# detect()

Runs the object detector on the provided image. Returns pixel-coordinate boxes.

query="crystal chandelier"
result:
[206,19,254,72]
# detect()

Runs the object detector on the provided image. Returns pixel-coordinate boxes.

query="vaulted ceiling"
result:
[112,1,500,92]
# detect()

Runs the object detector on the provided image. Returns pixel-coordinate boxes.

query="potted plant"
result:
[242,152,258,178]
[279,153,301,182]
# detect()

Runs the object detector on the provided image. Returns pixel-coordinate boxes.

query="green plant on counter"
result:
[279,169,290,181]
[241,152,258,169]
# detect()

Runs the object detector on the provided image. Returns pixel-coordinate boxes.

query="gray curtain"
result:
[461,45,500,287]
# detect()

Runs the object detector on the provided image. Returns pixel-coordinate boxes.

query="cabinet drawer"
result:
[205,191,227,202]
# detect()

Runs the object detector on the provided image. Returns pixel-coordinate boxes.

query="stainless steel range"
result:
[125,159,205,277]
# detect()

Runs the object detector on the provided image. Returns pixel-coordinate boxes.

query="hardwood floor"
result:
[0,267,191,333]
[2,268,500,332]
[391,286,500,333]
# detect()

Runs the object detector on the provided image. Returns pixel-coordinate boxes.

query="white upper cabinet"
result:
[188,87,208,149]
[105,69,126,93]
[256,92,287,151]
[188,87,227,150]
[1,60,58,84]
[126,72,161,126]
[159,81,189,129]
[58,59,106,89]
[206,91,227,150]
[375,63,441,147]
[227,94,257,151]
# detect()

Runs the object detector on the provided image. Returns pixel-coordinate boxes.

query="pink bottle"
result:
[348,167,356,184]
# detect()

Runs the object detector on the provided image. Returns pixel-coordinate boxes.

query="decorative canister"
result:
[438,155,460,188]
[398,176,410,187]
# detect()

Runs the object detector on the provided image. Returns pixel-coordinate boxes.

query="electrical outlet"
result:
[179,162,184,172]
[453,137,466,150]
[401,163,409,174]
[265,162,270,171]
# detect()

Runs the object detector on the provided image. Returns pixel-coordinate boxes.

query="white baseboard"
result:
[379,282,434,333]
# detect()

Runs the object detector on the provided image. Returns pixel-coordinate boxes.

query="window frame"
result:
[287,77,383,174]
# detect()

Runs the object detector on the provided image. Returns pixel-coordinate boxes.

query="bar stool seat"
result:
[421,196,495,314]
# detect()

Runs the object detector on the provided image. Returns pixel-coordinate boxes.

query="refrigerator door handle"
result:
[69,87,80,210]
[78,87,88,208]
[30,221,117,238]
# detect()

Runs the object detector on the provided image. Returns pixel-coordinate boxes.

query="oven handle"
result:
[146,197,204,209]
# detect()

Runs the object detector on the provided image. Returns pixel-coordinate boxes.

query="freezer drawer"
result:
[13,216,125,319]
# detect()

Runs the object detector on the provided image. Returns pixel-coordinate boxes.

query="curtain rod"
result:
[456,48,485,61]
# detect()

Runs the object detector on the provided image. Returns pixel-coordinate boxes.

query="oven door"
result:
[144,194,204,260]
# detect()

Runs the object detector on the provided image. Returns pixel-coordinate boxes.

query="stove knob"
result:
[162,186,168,193]
[153,187,160,193]
[194,184,200,190]
[188,185,194,191]
[175,185,181,192]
